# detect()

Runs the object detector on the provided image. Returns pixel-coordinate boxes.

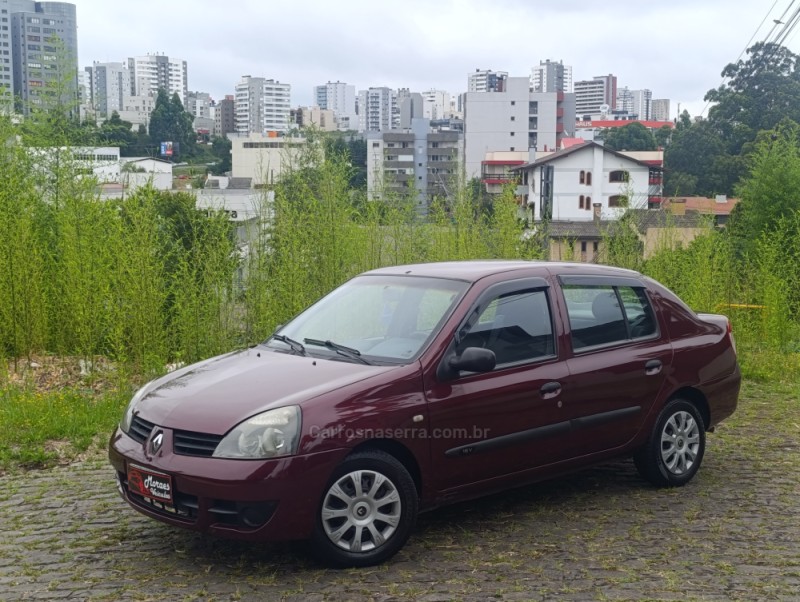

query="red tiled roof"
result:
[560,138,586,149]
[663,197,739,215]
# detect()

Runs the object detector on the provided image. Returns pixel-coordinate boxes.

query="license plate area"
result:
[127,463,173,504]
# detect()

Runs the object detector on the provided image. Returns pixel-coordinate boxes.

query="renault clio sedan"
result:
[109,261,740,566]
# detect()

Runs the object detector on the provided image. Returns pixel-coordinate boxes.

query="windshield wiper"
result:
[303,338,372,365]
[270,334,307,356]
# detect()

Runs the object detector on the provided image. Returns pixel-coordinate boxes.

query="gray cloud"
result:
[73,0,791,117]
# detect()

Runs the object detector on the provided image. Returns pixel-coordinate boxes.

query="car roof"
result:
[363,260,643,283]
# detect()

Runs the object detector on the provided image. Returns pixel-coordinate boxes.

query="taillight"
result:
[727,319,737,355]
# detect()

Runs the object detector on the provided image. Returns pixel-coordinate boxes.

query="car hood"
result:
[134,347,396,434]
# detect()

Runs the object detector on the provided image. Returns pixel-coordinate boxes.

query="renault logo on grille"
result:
[149,430,164,455]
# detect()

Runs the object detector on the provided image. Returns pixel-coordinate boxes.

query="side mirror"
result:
[439,347,496,381]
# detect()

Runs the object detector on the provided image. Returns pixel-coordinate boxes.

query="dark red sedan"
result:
[109,261,740,566]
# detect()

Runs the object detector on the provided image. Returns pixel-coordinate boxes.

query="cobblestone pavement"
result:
[1,382,799,601]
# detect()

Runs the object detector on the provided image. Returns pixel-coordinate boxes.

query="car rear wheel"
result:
[635,398,706,487]
[311,450,418,567]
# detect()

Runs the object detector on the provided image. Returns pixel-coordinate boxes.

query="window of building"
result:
[579,170,585,184]
[609,170,629,183]
[510,147,515,151]
[579,195,585,209]
[608,195,628,208]
[529,101,538,114]
[510,116,515,121]
[27,35,41,42]
[510,132,515,136]
[593,241,599,253]
[511,100,516,106]
[581,241,587,253]
[586,172,592,185]
[372,142,379,148]
[585,196,592,210]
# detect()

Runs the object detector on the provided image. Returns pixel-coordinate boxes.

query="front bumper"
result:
[108,427,347,541]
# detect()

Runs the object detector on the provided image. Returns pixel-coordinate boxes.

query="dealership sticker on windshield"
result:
[128,463,173,504]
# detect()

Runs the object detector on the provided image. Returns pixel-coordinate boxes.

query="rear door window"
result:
[563,284,657,350]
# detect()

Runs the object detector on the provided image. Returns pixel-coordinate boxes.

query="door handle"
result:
[540,381,562,399]
[645,359,662,376]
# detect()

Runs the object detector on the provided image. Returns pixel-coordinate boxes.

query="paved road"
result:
[1,385,799,601]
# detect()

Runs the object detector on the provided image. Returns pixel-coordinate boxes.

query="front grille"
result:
[173,430,223,457]
[129,416,155,444]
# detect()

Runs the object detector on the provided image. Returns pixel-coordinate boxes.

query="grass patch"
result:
[0,385,129,472]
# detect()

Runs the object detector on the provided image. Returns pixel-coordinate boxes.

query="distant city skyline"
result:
[72,0,795,118]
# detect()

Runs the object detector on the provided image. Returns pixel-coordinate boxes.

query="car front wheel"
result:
[635,398,706,487]
[311,450,418,567]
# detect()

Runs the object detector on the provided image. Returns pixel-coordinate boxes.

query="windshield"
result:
[269,275,468,364]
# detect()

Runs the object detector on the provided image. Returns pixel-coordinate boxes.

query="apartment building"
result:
[531,59,573,93]
[367,117,463,214]
[215,94,235,137]
[186,91,214,133]
[84,61,128,118]
[0,0,12,110]
[617,87,652,120]
[291,106,337,131]
[128,54,187,106]
[234,76,291,134]
[468,69,508,93]
[651,98,671,122]
[314,80,357,131]
[463,76,576,178]
[357,86,397,132]
[574,74,617,118]
[10,1,78,114]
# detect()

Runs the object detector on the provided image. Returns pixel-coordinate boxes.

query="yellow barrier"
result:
[715,303,767,311]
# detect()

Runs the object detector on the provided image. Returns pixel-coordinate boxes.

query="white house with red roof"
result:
[512,141,663,222]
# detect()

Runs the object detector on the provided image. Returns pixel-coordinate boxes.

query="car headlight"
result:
[120,384,150,433]
[213,406,302,459]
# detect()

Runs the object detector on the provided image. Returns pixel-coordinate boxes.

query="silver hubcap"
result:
[660,411,700,475]
[321,470,402,552]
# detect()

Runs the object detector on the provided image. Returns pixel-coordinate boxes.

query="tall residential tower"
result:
[9,1,78,114]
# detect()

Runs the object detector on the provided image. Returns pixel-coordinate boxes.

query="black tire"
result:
[310,450,418,567]
[634,398,706,487]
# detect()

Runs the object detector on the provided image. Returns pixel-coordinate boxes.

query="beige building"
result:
[542,205,710,263]
[292,107,337,131]
[230,133,307,187]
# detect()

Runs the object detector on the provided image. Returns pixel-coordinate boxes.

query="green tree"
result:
[601,122,656,151]
[98,111,136,155]
[209,136,231,175]
[728,122,800,253]
[148,89,196,159]
[663,120,729,196]
[654,125,672,148]
[705,42,800,155]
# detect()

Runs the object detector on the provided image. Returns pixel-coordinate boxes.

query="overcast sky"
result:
[73,0,795,118]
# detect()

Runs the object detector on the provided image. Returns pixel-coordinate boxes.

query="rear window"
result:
[563,285,657,350]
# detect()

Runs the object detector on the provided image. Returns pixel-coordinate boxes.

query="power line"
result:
[700,0,786,117]
[772,5,800,45]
